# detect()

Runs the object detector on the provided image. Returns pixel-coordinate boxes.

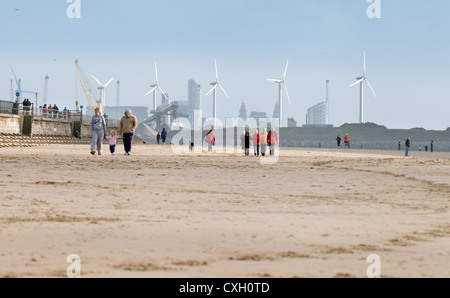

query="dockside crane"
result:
[75,59,99,114]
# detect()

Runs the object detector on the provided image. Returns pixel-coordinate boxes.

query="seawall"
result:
[0,115,117,138]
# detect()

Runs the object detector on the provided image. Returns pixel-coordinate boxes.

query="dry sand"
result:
[0,144,449,278]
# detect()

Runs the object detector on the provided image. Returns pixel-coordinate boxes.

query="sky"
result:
[1,0,450,130]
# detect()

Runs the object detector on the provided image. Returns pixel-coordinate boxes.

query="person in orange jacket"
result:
[344,133,350,149]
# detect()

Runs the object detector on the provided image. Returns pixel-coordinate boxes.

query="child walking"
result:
[106,130,121,155]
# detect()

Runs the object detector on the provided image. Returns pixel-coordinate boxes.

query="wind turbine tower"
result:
[116,80,120,106]
[43,75,49,106]
[348,51,376,123]
[206,59,228,128]
[268,60,291,128]
[326,80,330,125]
[145,62,169,113]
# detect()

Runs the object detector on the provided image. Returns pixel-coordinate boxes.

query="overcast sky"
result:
[1,0,450,130]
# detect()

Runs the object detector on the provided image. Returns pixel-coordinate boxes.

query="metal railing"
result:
[35,108,80,120]
[0,100,34,116]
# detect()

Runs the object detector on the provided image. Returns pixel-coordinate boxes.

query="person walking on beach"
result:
[405,137,411,157]
[205,128,215,153]
[90,108,108,156]
[244,131,250,156]
[430,140,434,153]
[156,132,161,145]
[106,130,121,155]
[269,128,279,156]
[253,130,260,156]
[398,140,402,151]
[161,128,167,145]
[240,132,245,151]
[119,109,138,156]
[336,135,342,148]
[344,133,350,149]
[260,128,268,157]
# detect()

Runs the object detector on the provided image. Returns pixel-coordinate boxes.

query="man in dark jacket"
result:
[161,128,168,145]
[405,137,411,157]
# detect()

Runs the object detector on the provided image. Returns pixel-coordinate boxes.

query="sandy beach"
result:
[0,144,449,278]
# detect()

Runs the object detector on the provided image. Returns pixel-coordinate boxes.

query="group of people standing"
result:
[404,138,434,157]
[242,128,278,156]
[12,99,32,115]
[41,104,68,119]
[156,128,168,145]
[336,134,350,149]
[203,127,279,156]
[90,108,138,156]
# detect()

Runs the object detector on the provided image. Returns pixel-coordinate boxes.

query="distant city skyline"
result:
[1,1,450,130]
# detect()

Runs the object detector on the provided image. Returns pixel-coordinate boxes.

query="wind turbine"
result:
[91,75,114,112]
[206,59,228,128]
[348,51,376,123]
[145,62,169,113]
[268,59,291,128]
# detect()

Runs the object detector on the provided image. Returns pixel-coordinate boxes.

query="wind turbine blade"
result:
[144,86,157,97]
[365,79,377,97]
[91,75,104,87]
[10,66,19,85]
[206,84,217,96]
[284,83,291,105]
[159,87,169,101]
[155,62,159,83]
[348,79,364,88]
[218,84,228,98]
[104,78,114,87]
[268,79,282,83]
[283,59,289,80]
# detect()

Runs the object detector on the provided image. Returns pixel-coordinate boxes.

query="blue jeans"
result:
[405,147,410,156]
[254,145,260,156]
[110,145,116,154]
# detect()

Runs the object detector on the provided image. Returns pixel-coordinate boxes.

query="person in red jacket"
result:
[269,127,279,156]
[205,128,215,153]
[253,130,260,156]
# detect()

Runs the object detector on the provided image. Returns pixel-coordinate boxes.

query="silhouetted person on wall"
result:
[12,100,19,115]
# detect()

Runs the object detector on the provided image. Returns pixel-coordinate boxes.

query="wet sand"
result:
[0,144,449,278]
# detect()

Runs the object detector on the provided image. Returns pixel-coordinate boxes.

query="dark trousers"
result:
[123,133,134,153]
[110,145,116,154]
